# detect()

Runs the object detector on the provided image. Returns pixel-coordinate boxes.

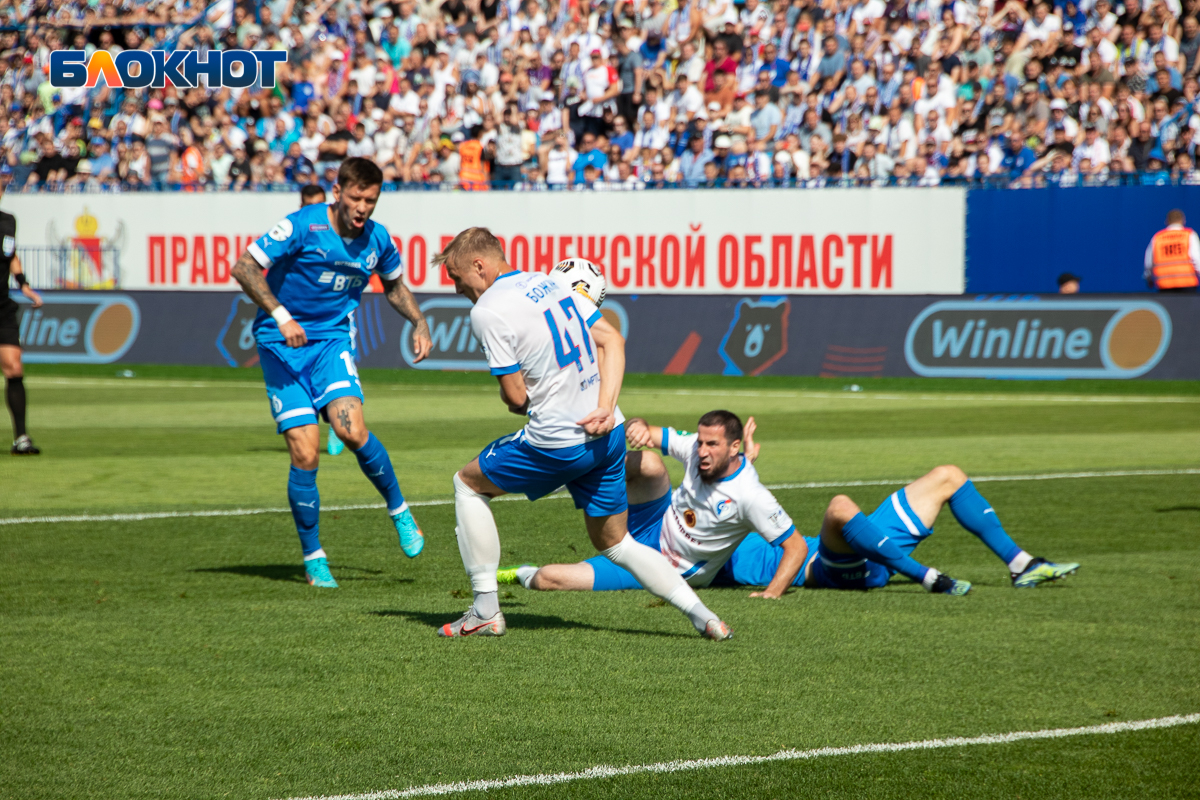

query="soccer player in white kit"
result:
[505,411,813,596]
[435,227,731,639]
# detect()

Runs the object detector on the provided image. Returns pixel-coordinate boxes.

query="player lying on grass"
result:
[231,158,433,588]
[503,414,1079,595]
[436,228,731,640]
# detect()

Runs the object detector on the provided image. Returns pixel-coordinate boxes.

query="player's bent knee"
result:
[933,464,968,489]
[826,494,860,523]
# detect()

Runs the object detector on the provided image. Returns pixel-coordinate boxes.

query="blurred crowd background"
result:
[5,0,1200,190]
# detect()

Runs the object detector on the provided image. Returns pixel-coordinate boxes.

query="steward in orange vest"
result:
[458,133,490,191]
[1145,210,1200,291]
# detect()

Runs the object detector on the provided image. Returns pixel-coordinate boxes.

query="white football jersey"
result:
[656,427,796,586]
[471,270,624,449]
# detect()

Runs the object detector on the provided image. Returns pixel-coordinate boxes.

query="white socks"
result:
[1008,551,1034,575]
[303,548,327,561]
[453,472,501,597]
[601,533,719,632]
[921,567,940,591]
[516,565,539,589]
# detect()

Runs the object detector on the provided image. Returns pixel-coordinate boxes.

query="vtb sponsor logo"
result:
[401,296,628,370]
[49,50,285,89]
[14,293,140,363]
[905,300,1171,379]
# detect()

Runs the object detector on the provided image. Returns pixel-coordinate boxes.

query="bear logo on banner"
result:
[718,297,790,376]
[216,295,262,367]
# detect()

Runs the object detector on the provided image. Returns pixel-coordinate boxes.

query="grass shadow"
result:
[192,564,406,584]
[1156,506,1200,513]
[369,610,691,639]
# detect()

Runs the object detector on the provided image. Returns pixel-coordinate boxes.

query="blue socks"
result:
[353,432,406,514]
[841,512,931,585]
[288,466,322,557]
[948,481,1022,565]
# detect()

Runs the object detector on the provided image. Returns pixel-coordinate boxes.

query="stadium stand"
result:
[5,0,1200,190]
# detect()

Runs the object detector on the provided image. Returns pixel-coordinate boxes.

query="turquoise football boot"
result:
[1013,558,1080,588]
[327,427,345,456]
[392,508,424,558]
[305,557,338,588]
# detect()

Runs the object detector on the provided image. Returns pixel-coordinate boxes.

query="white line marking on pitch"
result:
[280,713,1200,800]
[2,468,1197,527]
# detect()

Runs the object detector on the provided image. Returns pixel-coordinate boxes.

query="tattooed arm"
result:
[381,275,433,363]
[231,250,307,347]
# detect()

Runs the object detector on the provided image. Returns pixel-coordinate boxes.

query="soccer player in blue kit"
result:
[232,158,433,588]
[434,227,732,640]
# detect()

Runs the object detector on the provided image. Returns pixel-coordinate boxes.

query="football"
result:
[551,258,607,308]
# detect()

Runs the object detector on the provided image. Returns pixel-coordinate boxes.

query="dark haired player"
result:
[500,411,806,595]
[1,195,41,455]
[299,184,327,206]
[296,184,347,458]
[231,157,433,588]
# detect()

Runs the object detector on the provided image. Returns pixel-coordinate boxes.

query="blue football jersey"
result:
[247,203,403,343]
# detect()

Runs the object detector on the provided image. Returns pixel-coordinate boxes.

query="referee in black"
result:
[1,194,41,455]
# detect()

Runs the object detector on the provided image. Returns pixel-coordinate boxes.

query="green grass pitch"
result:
[2,366,1198,800]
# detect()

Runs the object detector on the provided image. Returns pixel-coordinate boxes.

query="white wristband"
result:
[271,306,293,326]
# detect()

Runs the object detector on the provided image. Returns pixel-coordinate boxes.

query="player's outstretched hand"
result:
[577,407,616,437]
[625,417,653,448]
[280,319,308,348]
[410,321,433,363]
[21,286,43,308]
[743,416,760,463]
[749,590,782,599]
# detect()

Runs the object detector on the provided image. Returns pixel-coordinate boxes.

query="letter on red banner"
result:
[191,235,208,283]
[718,235,739,288]
[797,235,817,288]
[744,235,764,288]
[581,236,607,273]
[686,236,705,287]
[213,236,230,283]
[871,235,893,288]
[510,235,529,272]
[408,236,426,286]
[558,235,573,261]
[170,236,188,284]
[771,235,792,288]
[847,234,868,289]
[635,235,656,287]
[610,235,631,287]
[534,236,554,272]
[821,234,843,289]
[148,236,165,284]
[660,235,680,287]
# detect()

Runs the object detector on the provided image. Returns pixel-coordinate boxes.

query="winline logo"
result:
[905,300,1172,379]
[49,50,285,89]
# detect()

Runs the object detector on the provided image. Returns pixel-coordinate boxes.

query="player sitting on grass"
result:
[436,228,731,640]
[503,414,1079,596]
[501,411,810,598]
[231,158,433,588]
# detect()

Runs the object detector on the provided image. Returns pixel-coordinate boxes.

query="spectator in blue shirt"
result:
[679,135,714,186]
[571,133,607,183]
[817,36,847,84]
[1001,136,1038,176]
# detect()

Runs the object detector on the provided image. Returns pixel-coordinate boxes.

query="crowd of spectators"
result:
[6,0,1200,190]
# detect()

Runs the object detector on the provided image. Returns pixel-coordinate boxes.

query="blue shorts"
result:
[258,338,364,434]
[713,533,820,588]
[808,489,932,590]
[584,490,673,591]
[479,424,627,517]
